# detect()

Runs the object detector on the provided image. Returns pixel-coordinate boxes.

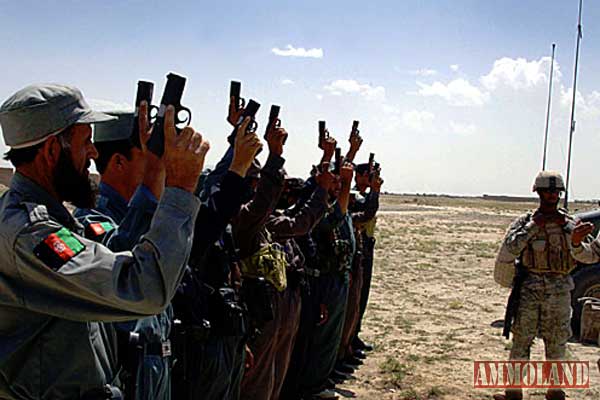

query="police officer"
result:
[74,111,173,400]
[495,171,596,400]
[0,84,207,400]
[349,162,382,356]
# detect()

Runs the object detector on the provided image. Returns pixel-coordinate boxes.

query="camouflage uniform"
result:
[499,171,597,400]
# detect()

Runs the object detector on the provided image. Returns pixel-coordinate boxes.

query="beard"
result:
[53,148,97,209]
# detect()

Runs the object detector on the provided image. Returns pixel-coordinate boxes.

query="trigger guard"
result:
[247,120,258,133]
[149,105,159,122]
[176,108,192,127]
[275,119,281,128]
[239,97,246,110]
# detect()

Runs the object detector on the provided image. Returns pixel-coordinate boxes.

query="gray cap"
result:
[93,111,135,143]
[0,84,115,149]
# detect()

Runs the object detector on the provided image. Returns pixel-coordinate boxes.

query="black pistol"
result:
[131,80,157,148]
[265,105,281,140]
[319,120,327,146]
[352,120,360,136]
[333,147,342,175]
[228,99,261,144]
[147,73,192,157]
[230,81,245,112]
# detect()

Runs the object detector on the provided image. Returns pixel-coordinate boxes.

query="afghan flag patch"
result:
[86,221,115,238]
[34,228,85,271]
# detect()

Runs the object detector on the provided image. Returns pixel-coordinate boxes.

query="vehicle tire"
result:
[571,263,600,338]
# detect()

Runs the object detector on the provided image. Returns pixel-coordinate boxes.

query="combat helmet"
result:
[532,170,566,192]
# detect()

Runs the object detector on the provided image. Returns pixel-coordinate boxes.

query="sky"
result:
[1,0,600,198]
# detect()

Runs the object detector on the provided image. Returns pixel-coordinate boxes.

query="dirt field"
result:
[342,194,600,400]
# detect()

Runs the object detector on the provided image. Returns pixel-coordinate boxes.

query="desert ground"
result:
[341,194,600,400]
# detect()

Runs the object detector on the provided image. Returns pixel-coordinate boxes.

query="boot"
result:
[492,389,523,400]
[352,337,373,352]
[545,389,566,400]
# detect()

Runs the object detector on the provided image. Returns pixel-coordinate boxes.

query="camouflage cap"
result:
[532,170,566,192]
[93,111,135,143]
[0,84,115,149]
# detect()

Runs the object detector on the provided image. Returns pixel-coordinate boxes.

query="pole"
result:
[564,0,583,209]
[542,43,556,171]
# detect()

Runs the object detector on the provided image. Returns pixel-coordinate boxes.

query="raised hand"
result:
[572,221,595,247]
[266,126,288,156]
[227,96,245,127]
[163,106,210,193]
[229,117,263,177]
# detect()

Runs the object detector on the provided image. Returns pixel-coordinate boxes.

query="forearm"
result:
[571,239,600,264]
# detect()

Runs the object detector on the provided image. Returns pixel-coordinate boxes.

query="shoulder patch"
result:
[34,228,86,270]
[85,221,115,238]
[22,202,49,224]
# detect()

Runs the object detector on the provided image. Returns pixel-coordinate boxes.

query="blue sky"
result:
[2,0,600,198]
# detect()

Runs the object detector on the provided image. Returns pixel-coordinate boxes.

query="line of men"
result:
[0,82,383,400]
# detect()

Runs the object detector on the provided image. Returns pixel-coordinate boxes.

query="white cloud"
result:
[281,79,295,85]
[560,87,600,120]
[271,45,323,59]
[450,121,477,136]
[480,57,560,91]
[88,99,132,112]
[324,79,386,101]
[450,64,460,72]
[411,68,437,77]
[401,110,435,131]
[416,78,488,107]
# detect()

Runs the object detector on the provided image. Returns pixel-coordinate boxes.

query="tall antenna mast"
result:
[542,43,556,171]
[564,0,583,209]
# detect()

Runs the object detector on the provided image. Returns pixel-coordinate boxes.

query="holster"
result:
[241,277,274,334]
[208,287,248,337]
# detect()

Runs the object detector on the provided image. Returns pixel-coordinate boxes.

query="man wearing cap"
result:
[0,83,208,400]
[494,171,597,400]
[348,163,382,357]
[74,110,172,400]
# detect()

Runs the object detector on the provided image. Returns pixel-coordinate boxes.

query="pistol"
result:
[230,81,245,111]
[265,105,281,140]
[333,147,342,175]
[228,99,261,144]
[131,80,157,148]
[352,120,360,136]
[319,120,327,146]
[147,72,192,157]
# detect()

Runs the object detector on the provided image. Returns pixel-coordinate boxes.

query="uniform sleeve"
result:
[234,154,286,257]
[266,186,328,240]
[11,187,200,322]
[351,191,380,227]
[189,171,247,265]
[503,213,539,256]
[571,236,600,264]
[104,185,158,252]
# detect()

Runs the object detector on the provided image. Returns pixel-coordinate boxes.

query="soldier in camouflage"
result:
[495,171,597,400]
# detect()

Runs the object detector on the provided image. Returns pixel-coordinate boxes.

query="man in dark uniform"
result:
[171,115,263,400]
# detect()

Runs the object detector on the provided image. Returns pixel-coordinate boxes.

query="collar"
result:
[11,172,80,229]
[97,182,129,222]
